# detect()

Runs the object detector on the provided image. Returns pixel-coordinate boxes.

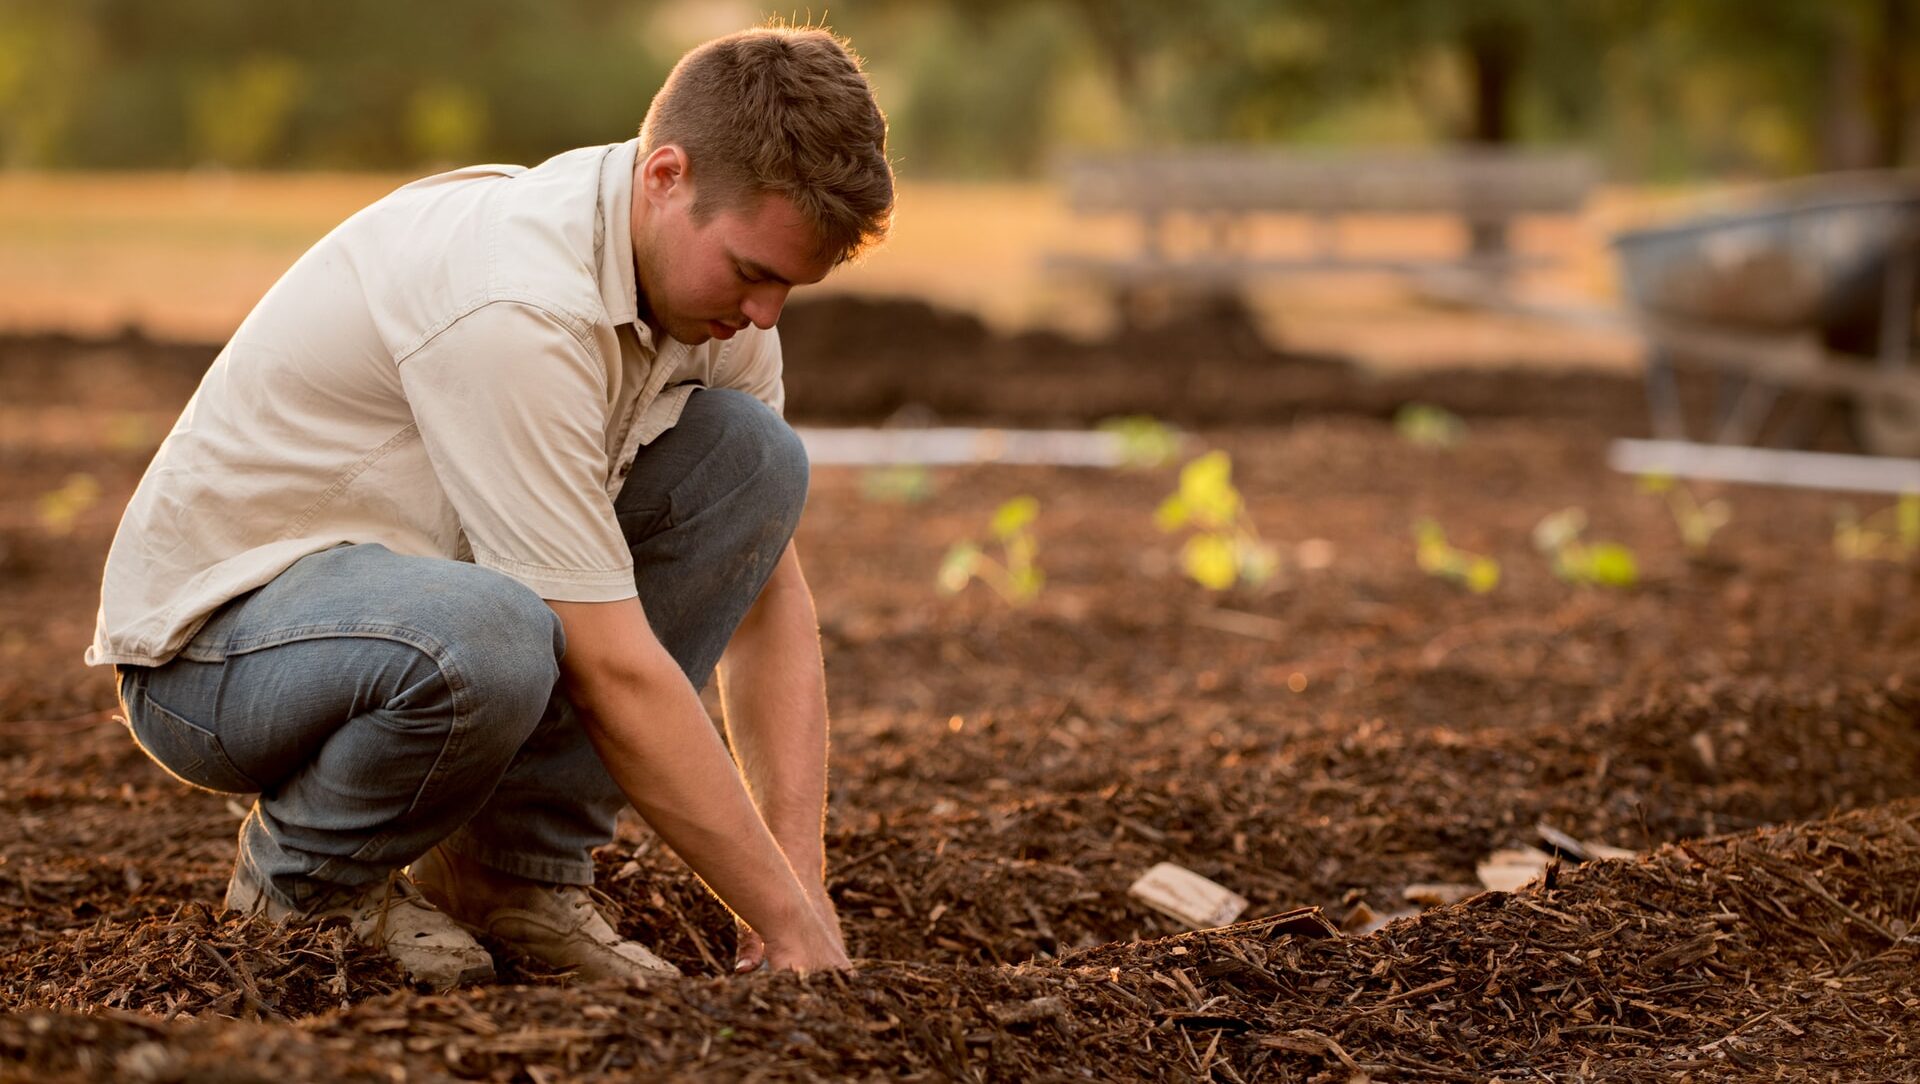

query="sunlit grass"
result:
[0,170,1713,370]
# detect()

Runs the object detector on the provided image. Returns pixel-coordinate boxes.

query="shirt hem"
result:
[471,551,637,603]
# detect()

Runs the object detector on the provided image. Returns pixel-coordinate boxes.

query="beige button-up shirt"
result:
[88,140,785,667]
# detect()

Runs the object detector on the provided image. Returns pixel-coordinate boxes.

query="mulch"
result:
[2,308,1918,1080]
[5,804,1916,1081]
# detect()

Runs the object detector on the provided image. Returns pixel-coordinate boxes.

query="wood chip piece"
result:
[1583,840,1637,861]
[1403,882,1479,908]
[1128,863,1248,929]
[1476,845,1556,893]
[1340,901,1417,935]
[1536,822,1592,860]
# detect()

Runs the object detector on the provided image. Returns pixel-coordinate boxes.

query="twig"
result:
[1261,1029,1366,1076]
[196,941,282,1021]
[1187,606,1288,643]
[1353,975,1457,1015]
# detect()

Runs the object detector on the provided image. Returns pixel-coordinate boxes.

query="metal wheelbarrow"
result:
[1613,173,1920,456]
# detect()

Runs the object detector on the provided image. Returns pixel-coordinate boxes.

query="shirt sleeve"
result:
[398,300,637,602]
[717,326,786,416]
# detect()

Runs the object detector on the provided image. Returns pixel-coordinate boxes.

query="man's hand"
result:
[717,543,843,972]
[548,596,848,974]
[735,885,843,973]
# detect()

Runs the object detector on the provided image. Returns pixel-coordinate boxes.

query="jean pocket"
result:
[128,689,260,794]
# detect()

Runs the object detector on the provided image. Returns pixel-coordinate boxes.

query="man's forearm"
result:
[719,546,831,884]
[547,597,841,968]
[571,656,819,936]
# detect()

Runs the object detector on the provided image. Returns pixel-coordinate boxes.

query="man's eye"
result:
[736,266,760,283]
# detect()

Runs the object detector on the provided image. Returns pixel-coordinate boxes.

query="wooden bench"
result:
[1045,148,1595,319]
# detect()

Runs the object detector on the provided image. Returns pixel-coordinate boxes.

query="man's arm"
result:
[547,594,847,973]
[715,541,840,968]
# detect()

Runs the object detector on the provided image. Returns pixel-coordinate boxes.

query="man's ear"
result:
[638,144,692,209]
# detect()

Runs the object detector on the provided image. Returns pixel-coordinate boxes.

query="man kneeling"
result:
[88,25,892,987]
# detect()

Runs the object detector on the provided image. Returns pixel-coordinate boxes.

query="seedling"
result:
[938,496,1044,605]
[1155,451,1279,591]
[35,474,101,536]
[1413,519,1500,594]
[1097,415,1182,469]
[1394,403,1467,449]
[1832,494,1920,562]
[1532,508,1638,588]
[1637,472,1730,553]
[860,464,934,503]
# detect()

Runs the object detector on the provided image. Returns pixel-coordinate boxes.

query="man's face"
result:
[631,147,833,346]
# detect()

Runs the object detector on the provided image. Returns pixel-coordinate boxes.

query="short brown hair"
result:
[640,25,893,265]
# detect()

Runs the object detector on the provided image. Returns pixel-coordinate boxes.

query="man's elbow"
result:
[548,598,681,714]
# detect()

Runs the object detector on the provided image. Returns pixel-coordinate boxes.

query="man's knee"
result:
[408,565,563,728]
[682,388,809,515]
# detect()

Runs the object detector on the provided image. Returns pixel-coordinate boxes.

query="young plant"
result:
[1637,472,1731,553]
[1394,402,1467,449]
[938,496,1044,605]
[1155,450,1279,591]
[1532,507,1639,588]
[860,464,934,503]
[1413,519,1500,594]
[1832,494,1920,562]
[35,473,101,536]
[1097,414,1182,469]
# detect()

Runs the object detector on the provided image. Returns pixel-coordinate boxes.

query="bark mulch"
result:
[3,802,1916,1081]
[4,320,1919,1080]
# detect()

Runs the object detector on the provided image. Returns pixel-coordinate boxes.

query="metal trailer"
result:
[1612,173,1920,460]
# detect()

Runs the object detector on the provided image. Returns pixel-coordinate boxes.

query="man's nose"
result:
[741,284,790,330]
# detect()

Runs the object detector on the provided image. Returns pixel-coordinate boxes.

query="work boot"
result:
[410,843,681,982]
[224,862,496,991]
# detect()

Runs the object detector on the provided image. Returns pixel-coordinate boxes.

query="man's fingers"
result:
[734,926,767,973]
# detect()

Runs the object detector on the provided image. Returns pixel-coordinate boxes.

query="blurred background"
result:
[1,0,1915,364]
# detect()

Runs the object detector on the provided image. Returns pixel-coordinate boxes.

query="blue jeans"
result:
[115,389,808,910]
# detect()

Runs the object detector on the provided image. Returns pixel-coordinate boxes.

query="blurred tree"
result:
[888,4,1068,176]
[0,0,670,169]
[1285,0,1625,147]
[0,0,1910,177]
[0,1,94,166]
[406,82,489,166]
[1605,0,1918,175]
[186,55,305,167]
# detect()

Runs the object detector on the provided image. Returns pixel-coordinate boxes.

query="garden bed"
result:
[2,310,1917,1080]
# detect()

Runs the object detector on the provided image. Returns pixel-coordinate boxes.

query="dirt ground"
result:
[3,301,1918,1081]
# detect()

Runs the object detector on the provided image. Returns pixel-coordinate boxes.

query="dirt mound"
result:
[778,294,1660,430]
[5,802,1916,1082]
[6,332,1920,1079]
[2,297,1665,433]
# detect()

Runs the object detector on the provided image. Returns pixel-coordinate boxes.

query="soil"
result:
[2,300,1918,1081]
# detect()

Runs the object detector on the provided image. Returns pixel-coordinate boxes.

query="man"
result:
[86,25,892,987]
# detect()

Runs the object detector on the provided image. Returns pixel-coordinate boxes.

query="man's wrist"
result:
[765,816,825,878]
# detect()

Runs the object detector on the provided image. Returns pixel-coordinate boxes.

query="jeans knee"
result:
[432,574,562,730]
[695,388,809,519]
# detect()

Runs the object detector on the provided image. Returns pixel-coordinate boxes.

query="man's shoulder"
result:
[349,144,624,356]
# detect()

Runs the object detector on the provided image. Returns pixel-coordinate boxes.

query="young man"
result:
[86,26,892,988]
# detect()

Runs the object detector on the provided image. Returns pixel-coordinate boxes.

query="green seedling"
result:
[1394,402,1467,449]
[1832,494,1920,562]
[1533,507,1638,588]
[105,412,159,453]
[1097,415,1182,469]
[1155,451,1279,591]
[861,464,934,503]
[35,473,101,536]
[1637,473,1731,553]
[938,496,1044,605]
[1413,519,1500,593]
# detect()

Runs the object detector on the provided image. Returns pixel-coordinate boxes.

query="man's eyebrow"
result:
[732,252,793,287]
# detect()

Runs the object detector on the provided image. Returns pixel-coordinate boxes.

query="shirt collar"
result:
[597,138,650,347]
